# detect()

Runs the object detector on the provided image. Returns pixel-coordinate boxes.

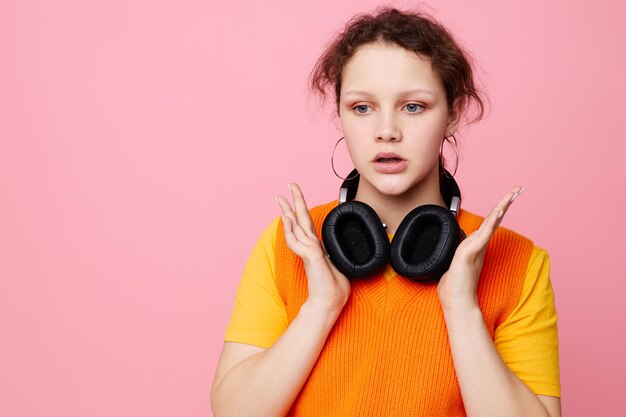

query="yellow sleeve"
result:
[494,245,561,397]
[223,216,289,348]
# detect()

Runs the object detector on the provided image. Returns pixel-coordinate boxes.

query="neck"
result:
[353,167,447,236]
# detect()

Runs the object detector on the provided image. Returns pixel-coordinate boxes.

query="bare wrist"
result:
[300,299,345,325]
[441,301,482,321]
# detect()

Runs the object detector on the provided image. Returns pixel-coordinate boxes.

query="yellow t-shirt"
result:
[224,216,561,397]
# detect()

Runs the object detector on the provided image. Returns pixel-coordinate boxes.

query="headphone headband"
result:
[338,169,461,218]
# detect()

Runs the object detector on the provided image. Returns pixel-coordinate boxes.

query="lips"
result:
[373,152,407,174]
[374,152,405,162]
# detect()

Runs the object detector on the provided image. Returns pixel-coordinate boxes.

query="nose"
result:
[376,111,401,142]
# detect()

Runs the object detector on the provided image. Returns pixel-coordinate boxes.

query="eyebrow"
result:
[342,88,436,98]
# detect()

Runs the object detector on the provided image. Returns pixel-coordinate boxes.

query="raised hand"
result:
[437,186,525,312]
[275,183,351,313]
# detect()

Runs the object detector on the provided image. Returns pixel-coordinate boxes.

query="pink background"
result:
[1,1,624,416]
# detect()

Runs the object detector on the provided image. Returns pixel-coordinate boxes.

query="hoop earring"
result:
[439,134,459,177]
[331,136,360,181]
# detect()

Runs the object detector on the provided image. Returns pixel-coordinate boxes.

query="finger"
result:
[291,215,315,244]
[276,194,314,244]
[284,216,326,263]
[491,185,524,229]
[463,208,502,255]
[474,213,497,241]
[276,194,297,223]
[282,215,306,255]
[475,186,522,234]
[462,186,524,254]
[289,183,316,237]
[496,186,523,214]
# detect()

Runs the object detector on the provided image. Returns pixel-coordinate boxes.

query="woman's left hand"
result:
[437,186,525,312]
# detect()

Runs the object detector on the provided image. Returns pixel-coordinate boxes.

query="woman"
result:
[211,7,561,417]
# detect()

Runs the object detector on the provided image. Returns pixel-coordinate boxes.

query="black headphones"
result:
[321,169,466,282]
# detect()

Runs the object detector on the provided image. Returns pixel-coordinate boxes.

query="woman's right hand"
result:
[276,183,351,313]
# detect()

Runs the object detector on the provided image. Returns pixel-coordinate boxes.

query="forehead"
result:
[340,42,444,98]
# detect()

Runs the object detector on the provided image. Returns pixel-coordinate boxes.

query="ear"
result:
[445,99,462,137]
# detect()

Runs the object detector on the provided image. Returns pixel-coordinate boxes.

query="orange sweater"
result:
[274,200,534,416]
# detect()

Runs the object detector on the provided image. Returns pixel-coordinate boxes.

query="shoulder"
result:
[308,199,340,218]
[243,215,283,275]
[257,215,282,250]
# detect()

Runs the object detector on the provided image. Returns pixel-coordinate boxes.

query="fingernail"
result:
[274,195,279,204]
[511,187,525,202]
[496,209,503,219]
[288,183,292,190]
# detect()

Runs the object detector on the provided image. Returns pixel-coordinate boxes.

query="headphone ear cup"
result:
[322,201,390,278]
[389,205,464,282]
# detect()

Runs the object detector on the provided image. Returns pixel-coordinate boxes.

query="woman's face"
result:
[339,42,459,200]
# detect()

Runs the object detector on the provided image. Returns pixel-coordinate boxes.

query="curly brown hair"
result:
[308,6,486,125]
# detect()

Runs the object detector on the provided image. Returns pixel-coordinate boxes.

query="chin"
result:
[370,174,412,196]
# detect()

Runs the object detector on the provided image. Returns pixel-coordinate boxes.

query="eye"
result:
[404,103,424,114]
[353,104,370,114]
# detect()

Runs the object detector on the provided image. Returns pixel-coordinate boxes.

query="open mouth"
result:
[374,152,405,162]
[376,157,404,163]
[373,153,407,173]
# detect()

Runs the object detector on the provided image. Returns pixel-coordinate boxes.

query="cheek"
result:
[403,131,444,165]
[408,116,447,147]
[423,136,444,158]
[344,139,370,166]
[414,111,448,135]
[340,118,368,138]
